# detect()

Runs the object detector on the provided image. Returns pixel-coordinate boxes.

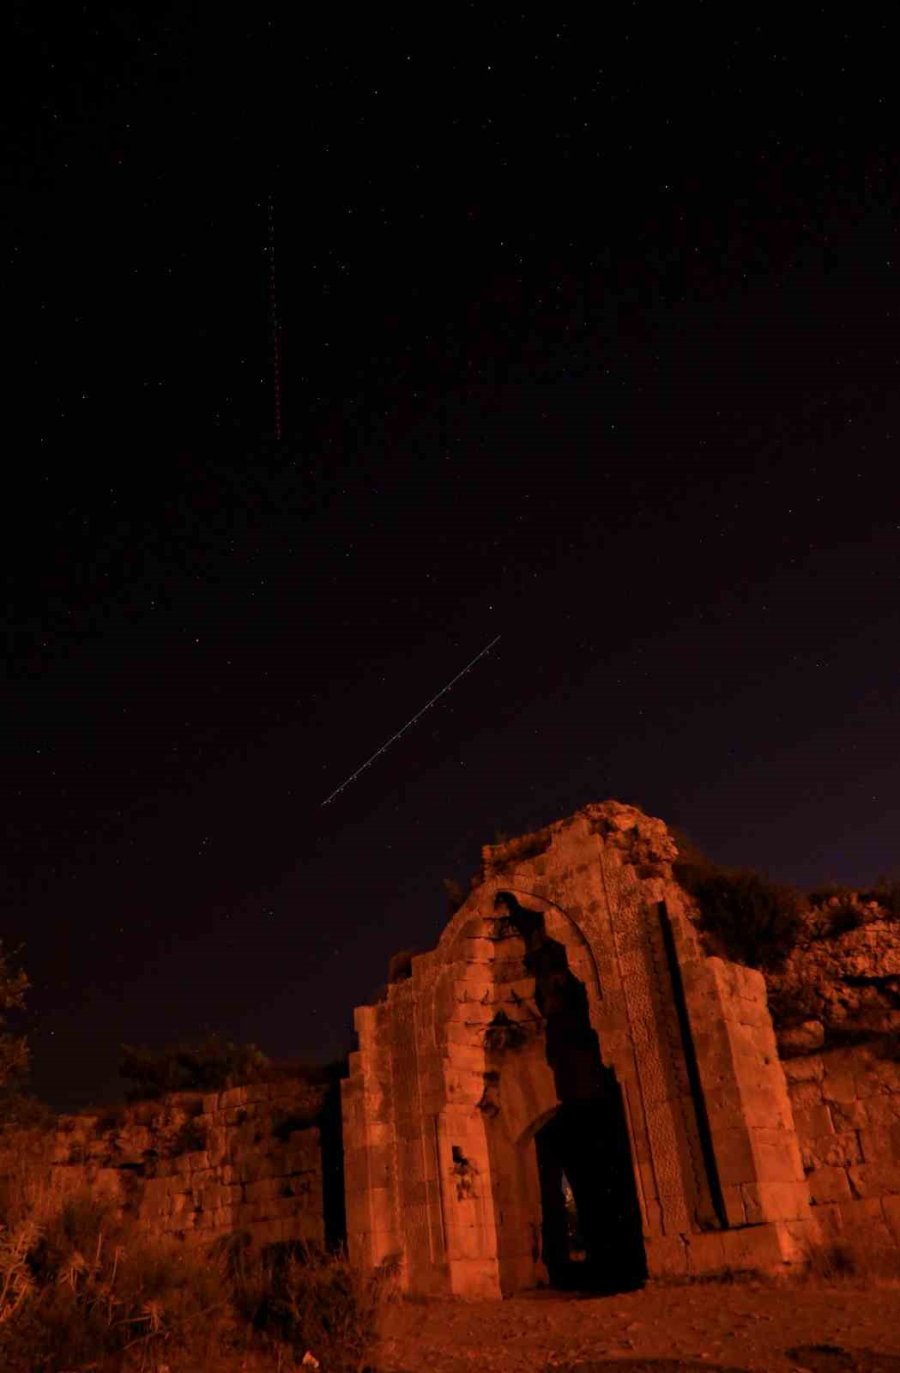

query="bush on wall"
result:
[675,858,805,969]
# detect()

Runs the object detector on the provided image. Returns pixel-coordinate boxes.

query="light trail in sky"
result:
[320,635,502,806]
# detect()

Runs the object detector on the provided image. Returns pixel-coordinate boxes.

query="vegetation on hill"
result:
[0,944,28,1091]
[674,833,900,1051]
[118,1034,344,1103]
[674,855,805,970]
[0,944,52,1130]
[119,1034,274,1100]
[0,1187,389,1371]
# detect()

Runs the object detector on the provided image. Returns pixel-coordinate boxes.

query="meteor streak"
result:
[320,635,501,806]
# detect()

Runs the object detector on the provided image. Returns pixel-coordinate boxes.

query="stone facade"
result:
[769,912,900,1043]
[0,1078,331,1250]
[342,801,821,1297]
[785,1043,900,1257]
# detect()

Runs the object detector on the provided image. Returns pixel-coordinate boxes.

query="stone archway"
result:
[342,803,817,1298]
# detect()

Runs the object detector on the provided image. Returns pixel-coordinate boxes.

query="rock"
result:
[778,1021,826,1056]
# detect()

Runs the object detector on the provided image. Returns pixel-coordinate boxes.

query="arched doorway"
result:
[496,892,647,1293]
[535,1089,645,1292]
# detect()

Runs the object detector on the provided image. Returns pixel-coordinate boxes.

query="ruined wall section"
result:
[769,914,900,1047]
[344,801,900,1290]
[584,818,715,1255]
[483,805,814,1275]
[785,1043,900,1263]
[0,1079,326,1250]
[344,800,818,1296]
[676,953,813,1270]
[343,1004,403,1275]
[432,913,554,1296]
[745,878,900,1267]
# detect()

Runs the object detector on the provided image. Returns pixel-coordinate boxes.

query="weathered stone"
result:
[0,1082,327,1254]
[753,1133,806,1184]
[848,1161,900,1197]
[830,1098,868,1130]
[793,1104,834,1139]
[859,1123,900,1165]
[777,1021,825,1055]
[817,1132,863,1170]
[784,1055,825,1084]
[343,802,817,1296]
[837,1196,893,1247]
[821,1071,858,1105]
[790,1079,825,1109]
[884,1194,900,1244]
[864,1095,900,1126]
[741,1179,809,1222]
[807,1166,852,1204]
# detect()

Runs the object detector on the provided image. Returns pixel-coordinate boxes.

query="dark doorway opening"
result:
[535,1096,645,1292]
[495,892,647,1294]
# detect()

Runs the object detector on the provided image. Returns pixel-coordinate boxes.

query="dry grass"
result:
[0,1183,387,1371]
[800,1240,900,1288]
[225,1234,398,1371]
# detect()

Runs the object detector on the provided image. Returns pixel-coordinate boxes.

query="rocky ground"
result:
[375,1278,900,1372]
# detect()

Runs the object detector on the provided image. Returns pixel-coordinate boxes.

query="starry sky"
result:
[4,8,900,1109]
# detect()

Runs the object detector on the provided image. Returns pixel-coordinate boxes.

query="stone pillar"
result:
[681,952,816,1267]
[342,1005,402,1274]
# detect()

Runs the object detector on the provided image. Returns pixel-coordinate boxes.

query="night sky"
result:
[4,9,899,1110]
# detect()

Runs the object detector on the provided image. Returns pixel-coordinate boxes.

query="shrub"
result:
[800,1238,900,1285]
[0,1188,391,1370]
[120,1033,272,1101]
[0,1193,227,1372]
[807,886,865,939]
[0,945,29,1094]
[0,1094,55,1132]
[825,900,864,938]
[227,1237,391,1372]
[861,880,900,920]
[676,859,804,969]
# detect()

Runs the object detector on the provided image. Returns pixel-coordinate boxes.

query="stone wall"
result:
[678,956,811,1256]
[768,913,900,1045]
[785,1041,900,1262]
[0,1077,331,1250]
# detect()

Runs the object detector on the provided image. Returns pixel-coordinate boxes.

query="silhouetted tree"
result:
[0,944,28,1090]
[0,944,48,1127]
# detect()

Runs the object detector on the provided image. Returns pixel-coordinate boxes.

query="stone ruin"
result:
[342,801,900,1295]
[0,1073,343,1252]
[2,801,899,1296]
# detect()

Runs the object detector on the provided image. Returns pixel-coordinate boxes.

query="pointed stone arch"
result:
[342,803,816,1296]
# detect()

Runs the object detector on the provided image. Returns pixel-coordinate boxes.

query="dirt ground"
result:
[375,1278,900,1372]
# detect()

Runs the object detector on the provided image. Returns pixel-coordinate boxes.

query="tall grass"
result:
[0,1195,225,1371]
[0,1187,386,1371]
[224,1233,397,1371]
